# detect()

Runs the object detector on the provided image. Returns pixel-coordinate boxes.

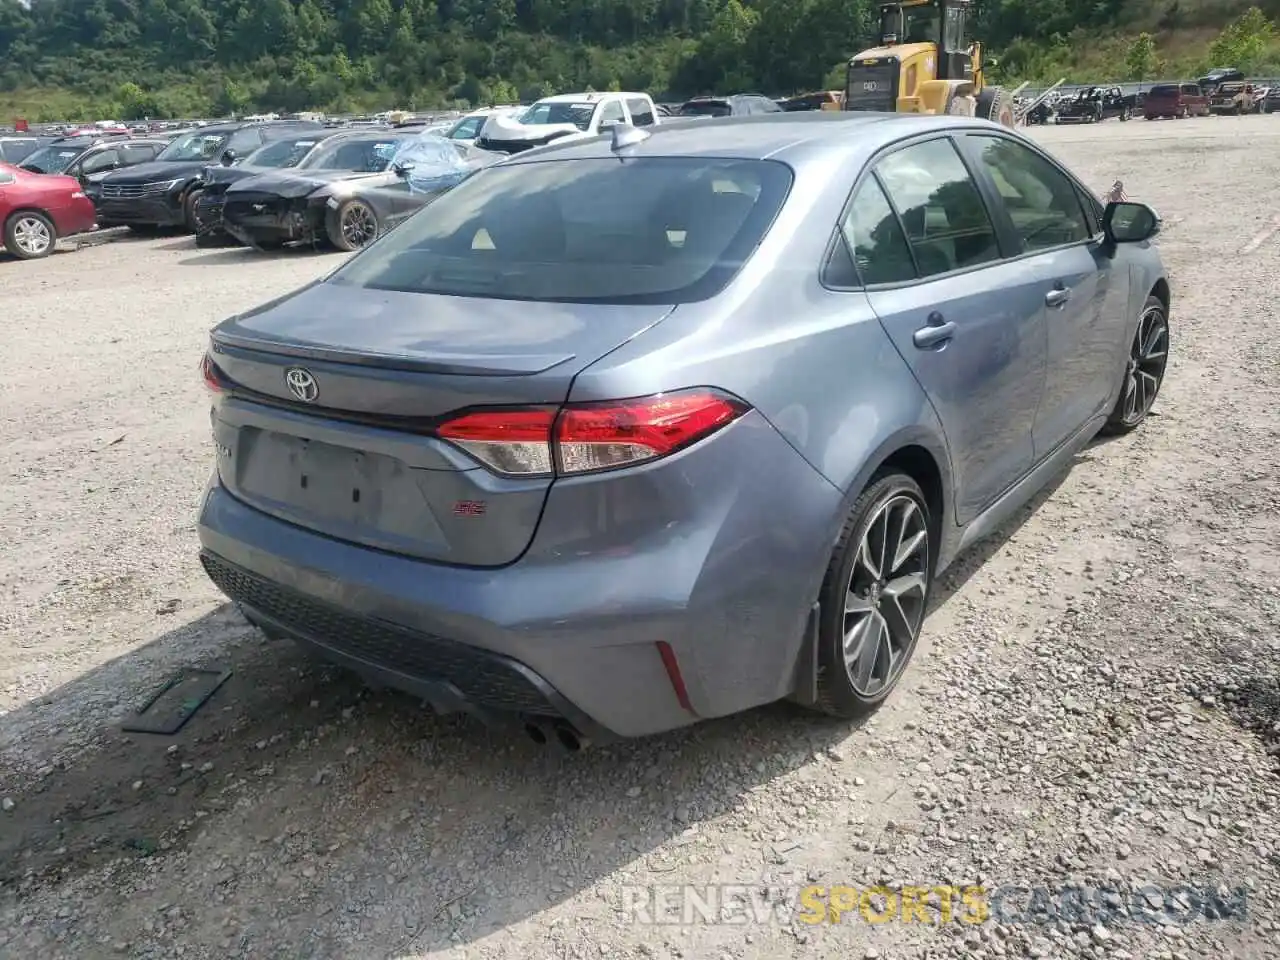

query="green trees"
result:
[1208,7,1276,72]
[0,0,1276,117]
[1125,32,1157,81]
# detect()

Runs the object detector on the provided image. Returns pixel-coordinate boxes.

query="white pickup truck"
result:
[475,92,662,154]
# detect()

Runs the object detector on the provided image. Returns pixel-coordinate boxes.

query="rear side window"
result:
[1181,84,1200,96]
[328,157,793,304]
[970,136,1090,252]
[598,101,626,127]
[875,138,1000,278]
[626,98,655,126]
[832,176,917,285]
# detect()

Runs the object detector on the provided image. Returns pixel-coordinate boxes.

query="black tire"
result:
[975,86,1013,126]
[183,189,203,233]
[3,210,58,260]
[811,471,933,720]
[325,198,379,251]
[127,223,162,235]
[1100,295,1169,436]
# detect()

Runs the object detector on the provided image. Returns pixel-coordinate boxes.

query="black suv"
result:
[19,135,168,205]
[675,95,783,118]
[96,120,325,232]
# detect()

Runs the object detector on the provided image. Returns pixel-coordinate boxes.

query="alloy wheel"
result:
[341,204,377,248]
[13,216,52,256]
[842,494,929,697]
[1120,305,1168,425]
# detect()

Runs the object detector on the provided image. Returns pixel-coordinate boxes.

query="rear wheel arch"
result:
[877,445,946,554]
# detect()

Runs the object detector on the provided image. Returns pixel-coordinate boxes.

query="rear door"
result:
[960,132,1126,459]
[853,135,1046,524]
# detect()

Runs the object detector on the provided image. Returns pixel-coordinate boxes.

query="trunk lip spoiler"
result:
[210,328,576,377]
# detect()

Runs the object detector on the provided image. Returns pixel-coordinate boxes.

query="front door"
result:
[960,133,1130,457]
[852,136,1046,524]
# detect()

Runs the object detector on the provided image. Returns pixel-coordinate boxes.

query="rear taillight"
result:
[436,389,748,477]
[201,353,226,393]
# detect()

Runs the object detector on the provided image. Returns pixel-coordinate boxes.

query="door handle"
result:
[1045,286,1071,308]
[913,312,956,349]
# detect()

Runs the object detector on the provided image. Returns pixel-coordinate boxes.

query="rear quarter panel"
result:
[568,142,954,610]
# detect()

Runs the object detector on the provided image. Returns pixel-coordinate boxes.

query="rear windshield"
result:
[1146,85,1179,98]
[328,157,793,305]
[679,101,732,117]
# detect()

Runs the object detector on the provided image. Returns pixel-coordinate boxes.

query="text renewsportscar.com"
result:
[617,883,1249,927]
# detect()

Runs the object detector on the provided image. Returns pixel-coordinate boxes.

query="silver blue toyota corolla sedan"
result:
[197,112,1169,748]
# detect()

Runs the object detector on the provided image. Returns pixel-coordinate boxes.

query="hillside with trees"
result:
[1,0,1280,119]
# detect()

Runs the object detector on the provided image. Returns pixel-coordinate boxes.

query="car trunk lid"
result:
[208,282,674,566]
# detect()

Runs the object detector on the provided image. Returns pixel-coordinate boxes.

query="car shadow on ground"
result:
[0,459,1076,952]
[177,245,335,267]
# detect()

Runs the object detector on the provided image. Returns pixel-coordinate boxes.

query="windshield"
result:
[327,157,793,305]
[298,135,404,172]
[158,131,229,162]
[245,137,324,168]
[518,102,595,130]
[20,144,83,173]
[679,101,732,117]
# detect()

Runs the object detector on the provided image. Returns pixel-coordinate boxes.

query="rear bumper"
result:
[196,410,844,738]
[53,198,98,238]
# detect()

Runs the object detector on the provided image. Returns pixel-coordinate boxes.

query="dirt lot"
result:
[2,115,1279,960]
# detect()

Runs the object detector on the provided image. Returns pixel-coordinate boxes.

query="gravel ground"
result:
[1,116,1278,960]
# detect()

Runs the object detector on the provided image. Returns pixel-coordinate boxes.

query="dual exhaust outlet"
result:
[523,717,588,752]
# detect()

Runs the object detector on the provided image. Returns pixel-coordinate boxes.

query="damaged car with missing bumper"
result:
[220,130,502,251]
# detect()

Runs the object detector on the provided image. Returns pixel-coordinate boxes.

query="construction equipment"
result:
[843,0,1014,125]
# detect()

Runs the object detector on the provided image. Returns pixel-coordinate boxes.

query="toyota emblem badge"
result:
[285,367,319,403]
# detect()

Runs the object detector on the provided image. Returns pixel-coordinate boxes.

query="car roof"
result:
[505,112,1002,166]
[535,92,643,103]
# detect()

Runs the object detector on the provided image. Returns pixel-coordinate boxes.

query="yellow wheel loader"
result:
[843,0,1015,125]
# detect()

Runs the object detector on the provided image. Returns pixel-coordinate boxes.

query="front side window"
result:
[228,128,263,154]
[448,116,484,139]
[79,149,120,175]
[300,135,405,172]
[327,157,793,304]
[121,143,161,164]
[875,138,999,277]
[834,176,917,285]
[246,137,323,168]
[971,135,1090,252]
[157,132,229,162]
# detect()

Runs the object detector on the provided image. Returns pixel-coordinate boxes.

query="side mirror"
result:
[1103,201,1161,244]
[220,150,237,167]
[392,161,414,178]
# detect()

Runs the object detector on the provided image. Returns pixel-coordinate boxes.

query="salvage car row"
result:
[0,113,505,259]
[0,91,717,260]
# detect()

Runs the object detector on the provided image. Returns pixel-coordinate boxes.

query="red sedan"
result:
[0,161,98,260]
